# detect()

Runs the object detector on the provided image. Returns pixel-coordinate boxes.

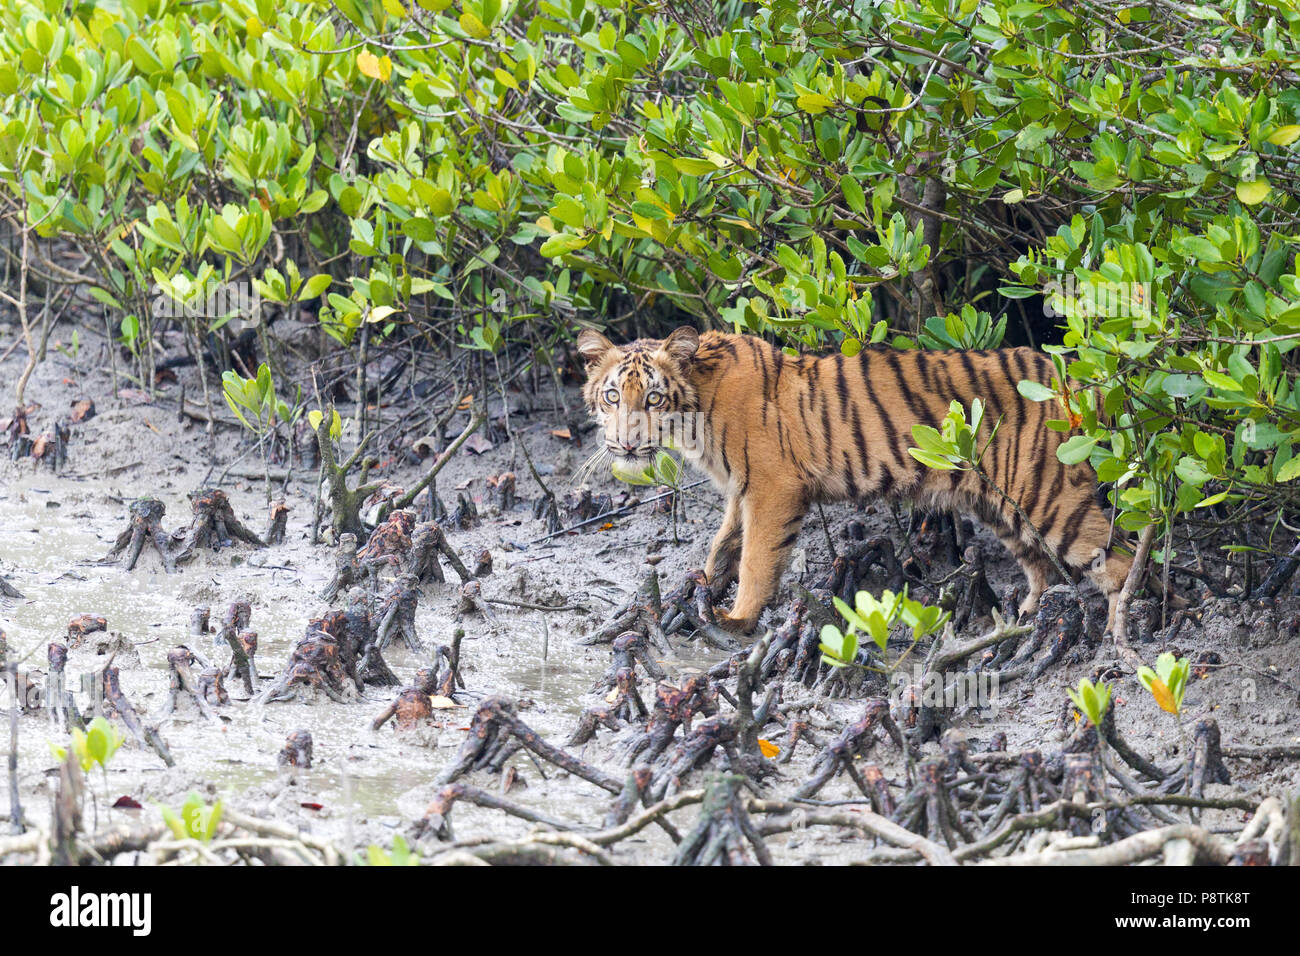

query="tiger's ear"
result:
[658,326,699,364]
[576,329,615,368]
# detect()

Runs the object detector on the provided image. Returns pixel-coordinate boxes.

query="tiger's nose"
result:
[619,440,637,453]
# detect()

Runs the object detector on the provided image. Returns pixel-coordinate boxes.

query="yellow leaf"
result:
[758,738,780,758]
[1267,125,1300,147]
[1148,677,1179,715]
[459,12,490,38]
[604,688,619,704]
[795,93,834,114]
[1236,178,1271,205]
[381,0,407,17]
[245,17,264,38]
[356,52,392,82]
[429,695,458,709]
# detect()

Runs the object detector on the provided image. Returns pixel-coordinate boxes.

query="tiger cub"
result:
[578,326,1131,635]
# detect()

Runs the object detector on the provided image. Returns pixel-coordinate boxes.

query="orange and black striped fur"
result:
[578,326,1132,634]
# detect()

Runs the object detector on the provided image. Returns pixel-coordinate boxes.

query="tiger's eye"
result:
[645,391,663,407]
[604,388,620,404]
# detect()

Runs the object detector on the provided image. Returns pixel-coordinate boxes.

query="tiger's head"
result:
[576,326,701,476]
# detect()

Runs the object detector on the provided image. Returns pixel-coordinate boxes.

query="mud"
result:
[2,329,1299,864]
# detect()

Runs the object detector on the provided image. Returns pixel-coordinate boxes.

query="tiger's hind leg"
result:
[994,529,1052,620]
[1056,495,1134,632]
[1083,546,1133,633]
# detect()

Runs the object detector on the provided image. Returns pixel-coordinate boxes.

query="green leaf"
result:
[1016,380,1056,402]
[402,218,439,242]
[1267,125,1300,147]
[459,12,490,38]
[840,176,866,215]
[909,448,957,470]
[1275,456,1300,483]
[671,157,719,176]
[795,92,834,113]
[1236,178,1271,205]
[1201,369,1241,392]
[1057,434,1097,465]
[539,233,589,256]
[910,424,953,456]
[300,274,332,300]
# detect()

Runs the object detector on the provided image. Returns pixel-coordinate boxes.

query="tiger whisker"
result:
[570,446,611,487]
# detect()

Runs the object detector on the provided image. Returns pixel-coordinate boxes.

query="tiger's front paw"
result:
[715,608,758,635]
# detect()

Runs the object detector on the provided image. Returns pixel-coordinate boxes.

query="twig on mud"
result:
[394,410,486,511]
[5,663,22,835]
[1252,538,1300,599]
[585,788,704,845]
[485,597,589,612]
[1221,743,1300,760]
[528,478,710,544]
[101,667,175,767]
[748,798,959,866]
[1112,524,1156,669]
[925,611,1032,672]
[981,822,1233,866]
[219,807,341,866]
[411,782,573,842]
[427,835,612,866]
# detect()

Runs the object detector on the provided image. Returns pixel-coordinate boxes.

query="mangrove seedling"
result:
[1137,652,1191,717]
[819,587,949,673]
[1067,678,1113,730]
[223,362,301,503]
[365,834,419,866]
[161,792,224,843]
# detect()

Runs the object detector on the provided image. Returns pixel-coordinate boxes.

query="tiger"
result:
[577,325,1133,635]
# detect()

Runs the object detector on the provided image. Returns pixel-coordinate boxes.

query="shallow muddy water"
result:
[0,457,740,860]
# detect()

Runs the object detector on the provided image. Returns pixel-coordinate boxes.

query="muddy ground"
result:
[2,324,1299,865]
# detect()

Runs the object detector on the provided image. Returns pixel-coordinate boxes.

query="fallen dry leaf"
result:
[429,695,459,709]
[758,739,780,758]
[550,427,572,441]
